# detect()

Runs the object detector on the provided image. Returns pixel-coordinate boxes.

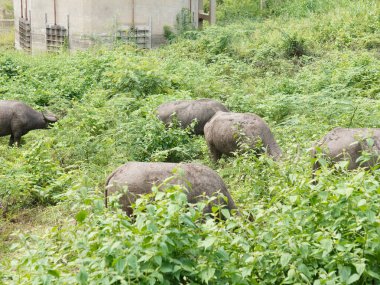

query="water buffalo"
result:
[105,162,237,216]
[0,100,58,146]
[157,99,229,135]
[204,111,282,161]
[312,127,380,172]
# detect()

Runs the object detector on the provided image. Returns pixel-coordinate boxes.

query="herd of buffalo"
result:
[1,99,380,216]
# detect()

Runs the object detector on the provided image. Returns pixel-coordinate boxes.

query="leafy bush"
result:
[0,56,22,78]
[5,167,380,284]
[1,0,380,283]
[175,8,193,34]
[282,33,309,58]
[163,25,176,42]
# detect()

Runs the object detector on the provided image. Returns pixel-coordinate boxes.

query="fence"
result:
[11,18,153,53]
[0,19,14,34]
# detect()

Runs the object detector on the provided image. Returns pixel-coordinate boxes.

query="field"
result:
[0,0,380,284]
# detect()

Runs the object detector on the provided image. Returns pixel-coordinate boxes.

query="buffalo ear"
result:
[42,112,58,123]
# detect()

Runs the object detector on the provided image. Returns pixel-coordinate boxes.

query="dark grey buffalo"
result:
[312,128,380,172]
[105,162,237,216]
[157,99,229,135]
[0,100,58,146]
[204,111,282,162]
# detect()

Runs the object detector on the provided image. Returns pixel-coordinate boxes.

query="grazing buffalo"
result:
[312,127,380,172]
[105,162,237,216]
[204,111,282,161]
[0,100,58,146]
[157,99,229,135]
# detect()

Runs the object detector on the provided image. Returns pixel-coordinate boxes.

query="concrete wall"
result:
[13,0,192,53]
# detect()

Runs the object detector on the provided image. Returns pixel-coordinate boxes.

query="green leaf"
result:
[75,210,88,223]
[336,186,353,198]
[160,263,173,273]
[347,274,360,284]
[298,264,311,279]
[155,191,165,200]
[354,263,365,276]
[127,255,138,269]
[339,265,351,282]
[154,256,162,266]
[280,253,292,267]
[201,267,215,283]
[367,270,380,280]
[366,210,376,222]
[320,239,333,256]
[181,259,194,272]
[77,268,88,285]
[287,268,296,279]
[241,267,252,278]
[357,199,366,207]
[47,269,60,278]
[221,208,231,219]
[115,258,127,274]
[200,236,217,249]
[167,204,179,215]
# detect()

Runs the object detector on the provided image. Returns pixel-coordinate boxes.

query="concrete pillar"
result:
[198,0,203,28]
[192,0,215,29]
[191,0,199,28]
[209,0,216,25]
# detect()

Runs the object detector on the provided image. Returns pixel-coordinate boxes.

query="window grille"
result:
[19,18,31,52]
[46,24,67,52]
[116,25,151,49]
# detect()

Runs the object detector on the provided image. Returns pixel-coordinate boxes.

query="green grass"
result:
[0,0,12,18]
[0,29,14,49]
[1,0,380,283]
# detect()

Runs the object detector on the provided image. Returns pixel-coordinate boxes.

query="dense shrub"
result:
[4,166,380,284]
[1,0,380,283]
[282,33,309,58]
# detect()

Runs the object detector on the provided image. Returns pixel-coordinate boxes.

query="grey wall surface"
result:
[13,0,191,53]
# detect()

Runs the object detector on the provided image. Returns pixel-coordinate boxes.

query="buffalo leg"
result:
[208,143,222,162]
[13,135,22,147]
[8,135,14,146]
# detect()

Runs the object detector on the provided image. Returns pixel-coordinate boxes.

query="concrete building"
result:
[12,0,215,53]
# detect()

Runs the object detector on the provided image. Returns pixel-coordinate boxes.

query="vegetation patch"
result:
[1,0,380,283]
